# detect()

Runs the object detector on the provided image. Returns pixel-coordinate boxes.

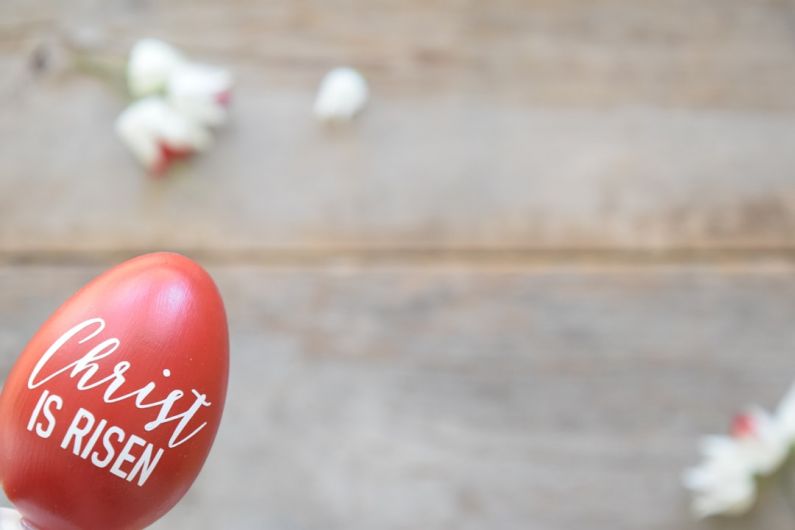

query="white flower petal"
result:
[127,38,186,97]
[691,475,756,519]
[683,395,795,520]
[115,97,210,172]
[0,508,22,530]
[699,435,738,460]
[736,408,790,475]
[314,67,369,122]
[168,62,233,127]
[683,464,738,492]
[684,384,795,520]
[684,434,759,518]
[683,447,749,493]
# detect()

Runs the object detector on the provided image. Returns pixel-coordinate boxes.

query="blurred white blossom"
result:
[118,39,233,174]
[314,67,369,122]
[115,97,210,175]
[682,440,757,519]
[683,400,794,518]
[127,38,186,98]
[168,62,233,127]
[0,508,22,530]
[731,408,790,475]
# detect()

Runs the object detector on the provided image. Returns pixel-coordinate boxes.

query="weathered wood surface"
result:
[1,264,795,529]
[2,1,795,528]
[1,1,795,252]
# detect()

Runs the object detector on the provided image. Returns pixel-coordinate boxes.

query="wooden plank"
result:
[0,263,794,528]
[1,1,795,252]
[4,0,795,109]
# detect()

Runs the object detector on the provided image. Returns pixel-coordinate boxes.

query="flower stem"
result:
[69,52,131,100]
[778,450,795,518]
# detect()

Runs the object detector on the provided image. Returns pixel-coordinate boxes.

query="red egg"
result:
[0,253,229,530]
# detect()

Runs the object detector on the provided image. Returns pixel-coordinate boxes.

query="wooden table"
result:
[1,1,795,528]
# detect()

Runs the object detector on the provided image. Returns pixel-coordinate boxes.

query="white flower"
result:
[732,408,790,475]
[0,507,22,530]
[685,472,757,518]
[119,39,233,174]
[683,409,791,518]
[168,62,233,127]
[314,67,369,122]
[683,434,757,518]
[115,97,210,175]
[127,38,186,98]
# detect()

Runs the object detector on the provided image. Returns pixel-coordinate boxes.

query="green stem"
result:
[71,53,131,100]
[778,449,795,518]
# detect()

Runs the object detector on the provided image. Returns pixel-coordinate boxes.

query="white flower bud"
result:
[168,62,233,127]
[127,38,186,97]
[314,67,369,122]
[115,97,211,174]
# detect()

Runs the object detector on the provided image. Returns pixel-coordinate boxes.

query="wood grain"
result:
[0,263,794,529]
[2,2,795,528]
[0,1,794,252]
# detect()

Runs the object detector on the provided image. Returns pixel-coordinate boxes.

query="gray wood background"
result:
[2,1,795,528]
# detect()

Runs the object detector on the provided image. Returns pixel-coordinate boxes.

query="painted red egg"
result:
[0,253,229,530]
